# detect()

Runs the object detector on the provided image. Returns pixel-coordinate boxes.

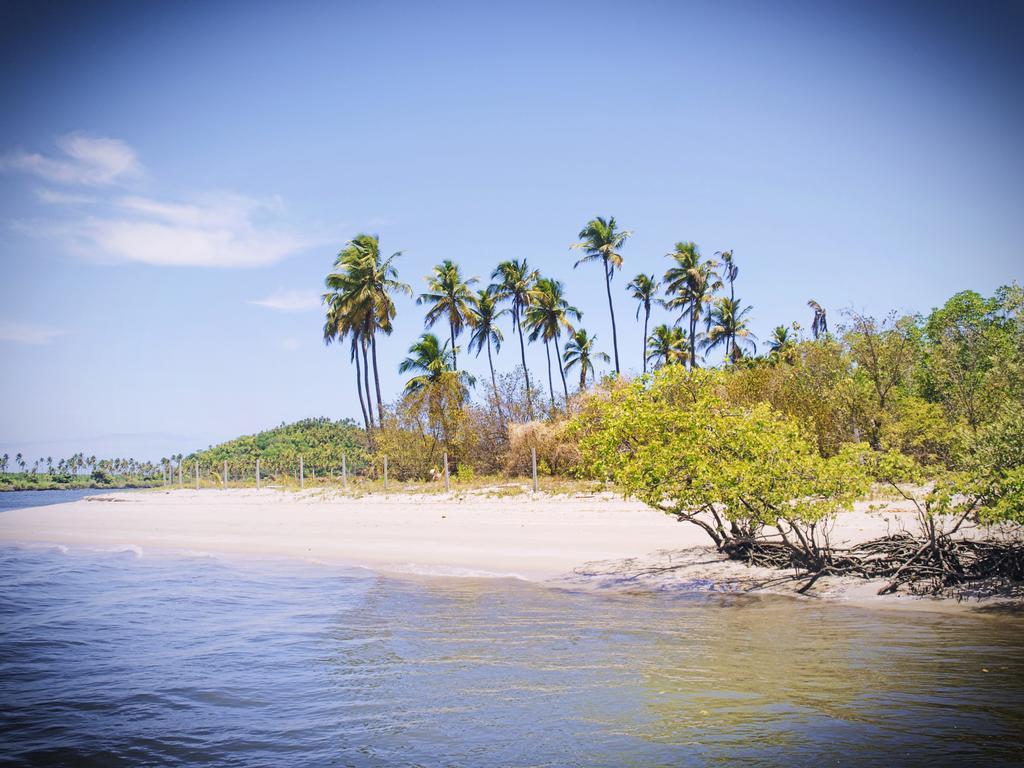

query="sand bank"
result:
[0,487,1012,609]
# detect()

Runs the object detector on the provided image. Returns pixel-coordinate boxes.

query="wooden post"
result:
[223,460,228,489]
[178,462,183,488]
[299,456,304,489]
[383,455,389,491]
[443,451,450,492]
[531,447,538,493]
[342,453,348,487]
[194,461,199,490]
[256,458,261,490]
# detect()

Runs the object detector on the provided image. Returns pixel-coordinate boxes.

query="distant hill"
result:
[188,417,368,477]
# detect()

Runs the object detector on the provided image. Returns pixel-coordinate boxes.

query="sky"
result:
[0,0,1022,463]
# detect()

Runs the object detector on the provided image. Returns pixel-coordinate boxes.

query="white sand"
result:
[0,487,917,585]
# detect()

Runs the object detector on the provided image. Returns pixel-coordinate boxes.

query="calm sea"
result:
[0,544,1022,765]
[0,488,131,512]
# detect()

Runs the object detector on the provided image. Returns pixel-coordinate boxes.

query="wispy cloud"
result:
[0,322,65,345]
[5,134,322,268]
[250,288,323,312]
[1,133,142,186]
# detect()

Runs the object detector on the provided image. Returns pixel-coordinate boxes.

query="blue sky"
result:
[1,0,1021,463]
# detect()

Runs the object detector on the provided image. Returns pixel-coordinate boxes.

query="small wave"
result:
[388,563,529,580]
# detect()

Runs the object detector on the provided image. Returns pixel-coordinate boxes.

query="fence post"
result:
[342,453,348,487]
[531,447,538,493]
[383,455,389,491]
[178,462,183,488]
[194,461,199,491]
[299,456,304,490]
[443,451,450,492]
[256,458,261,491]
[223,460,228,489]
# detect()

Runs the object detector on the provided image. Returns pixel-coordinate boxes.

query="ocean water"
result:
[1,545,1022,767]
[0,489,131,512]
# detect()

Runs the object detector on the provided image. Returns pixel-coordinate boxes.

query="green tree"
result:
[663,241,721,369]
[704,297,757,364]
[563,328,610,391]
[526,277,581,410]
[572,216,631,375]
[491,259,539,417]
[808,299,829,339]
[467,287,508,410]
[767,325,797,364]
[399,333,475,458]
[646,324,688,369]
[627,273,659,373]
[418,259,478,371]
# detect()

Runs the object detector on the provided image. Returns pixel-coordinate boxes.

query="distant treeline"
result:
[0,453,163,491]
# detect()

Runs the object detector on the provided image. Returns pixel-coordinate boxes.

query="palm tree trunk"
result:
[371,333,385,421]
[450,321,458,370]
[486,335,502,421]
[554,335,569,404]
[544,340,555,413]
[642,307,650,374]
[361,339,375,427]
[580,366,587,391]
[689,304,698,370]
[353,346,371,432]
[603,256,620,374]
[516,306,533,418]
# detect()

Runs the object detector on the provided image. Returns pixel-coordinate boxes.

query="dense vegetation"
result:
[0,453,163,491]
[318,219,1022,593]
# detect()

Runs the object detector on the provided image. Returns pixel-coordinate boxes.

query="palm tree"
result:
[704,297,757,363]
[467,287,507,407]
[399,333,475,456]
[715,250,739,358]
[563,329,610,391]
[571,216,631,375]
[324,234,410,429]
[418,260,477,371]
[491,259,539,416]
[627,273,658,374]
[808,300,828,339]
[663,241,721,369]
[646,324,688,369]
[526,277,581,410]
[767,325,797,363]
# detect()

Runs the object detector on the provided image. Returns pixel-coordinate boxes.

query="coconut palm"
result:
[563,329,610,391]
[715,250,740,358]
[324,234,410,429]
[467,287,508,406]
[490,259,539,415]
[767,325,797,363]
[808,300,828,339]
[399,333,475,456]
[704,297,757,363]
[418,260,478,370]
[663,241,721,369]
[646,324,688,369]
[571,216,631,375]
[627,273,659,374]
[525,277,581,410]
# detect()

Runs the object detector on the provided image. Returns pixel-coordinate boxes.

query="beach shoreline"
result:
[0,488,1019,614]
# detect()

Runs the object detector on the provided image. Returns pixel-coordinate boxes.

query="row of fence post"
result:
[162,448,541,492]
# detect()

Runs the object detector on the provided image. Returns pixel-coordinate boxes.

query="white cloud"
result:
[250,288,323,312]
[1,133,142,186]
[0,322,65,345]
[36,188,97,205]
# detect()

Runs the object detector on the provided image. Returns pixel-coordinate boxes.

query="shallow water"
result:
[0,488,132,512]
[0,546,1022,767]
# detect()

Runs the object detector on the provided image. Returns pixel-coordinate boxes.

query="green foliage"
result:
[570,366,871,549]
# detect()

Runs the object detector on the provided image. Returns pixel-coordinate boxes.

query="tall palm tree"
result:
[767,325,797,363]
[563,329,610,391]
[627,273,658,374]
[526,277,581,410]
[646,324,688,369]
[663,241,721,369]
[704,297,757,363]
[571,216,631,375]
[324,234,410,429]
[808,300,828,339]
[418,260,477,370]
[491,259,539,415]
[467,287,508,406]
[715,250,739,358]
[399,333,475,456]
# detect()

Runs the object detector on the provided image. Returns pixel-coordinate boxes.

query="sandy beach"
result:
[0,486,969,606]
